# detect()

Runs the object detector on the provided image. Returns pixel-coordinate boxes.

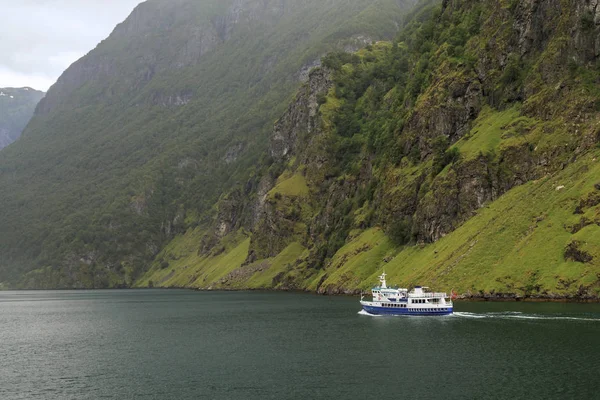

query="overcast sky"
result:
[0,0,143,91]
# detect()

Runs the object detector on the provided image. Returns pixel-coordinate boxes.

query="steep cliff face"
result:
[0,88,45,149]
[140,0,600,299]
[381,0,600,243]
[270,68,333,160]
[0,0,416,288]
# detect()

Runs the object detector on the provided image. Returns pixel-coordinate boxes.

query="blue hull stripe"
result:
[362,305,453,316]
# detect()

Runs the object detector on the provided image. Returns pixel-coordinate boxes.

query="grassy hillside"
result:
[323,153,600,298]
[140,150,600,298]
[140,0,600,299]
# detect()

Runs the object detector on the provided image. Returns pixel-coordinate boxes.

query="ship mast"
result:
[379,272,387,289]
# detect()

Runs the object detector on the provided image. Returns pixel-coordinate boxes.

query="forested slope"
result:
[139,0,600,299]
[0,0,416,288]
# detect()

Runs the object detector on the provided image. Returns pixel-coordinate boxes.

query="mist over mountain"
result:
[0,0,416,288]
[3,0,600,299]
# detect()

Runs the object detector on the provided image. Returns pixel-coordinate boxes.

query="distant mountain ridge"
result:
[0,87,45,150]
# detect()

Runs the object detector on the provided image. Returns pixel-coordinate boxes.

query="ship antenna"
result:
[379,270,387,289]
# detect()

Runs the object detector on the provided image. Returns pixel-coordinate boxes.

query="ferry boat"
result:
[360,272,453,316]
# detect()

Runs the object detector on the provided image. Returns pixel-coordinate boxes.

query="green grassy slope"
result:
[141,0,600,298]
[0,0,416,287]
[365,152,600,297]
[141,140,600,298]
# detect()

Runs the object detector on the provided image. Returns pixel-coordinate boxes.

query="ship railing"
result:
[410,292,448,298]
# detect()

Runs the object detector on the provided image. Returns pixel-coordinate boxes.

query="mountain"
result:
[5,0,600,299]
[137,0,600,300]
[0,87,45,150]
[0,0,417,288]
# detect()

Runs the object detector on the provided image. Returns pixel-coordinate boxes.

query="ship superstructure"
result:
[360,273,453,316]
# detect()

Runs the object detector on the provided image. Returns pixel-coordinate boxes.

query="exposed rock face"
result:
[223,143,245,164]
[0,87,45,149]
[200,66,339,261]
[150,91,194,107]
[254,0,600,250]
[407,69,483,159]
[564,241,594,263]
[271,68,333,160]
[216,190,247,238]
[250,175,277,229]
[513,0,562,56]
[397,0,600,242]
[244,69,334,260]
[572,0,600,63]
[512,0,600,63]
[298,59,323,82]
[411,157,496,242]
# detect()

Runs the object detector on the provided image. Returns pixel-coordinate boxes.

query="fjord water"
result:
[1,291,599,399]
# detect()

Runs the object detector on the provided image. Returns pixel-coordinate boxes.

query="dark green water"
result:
[1,290,599,399]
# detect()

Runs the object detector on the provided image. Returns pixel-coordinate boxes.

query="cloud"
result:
[0,0,143,91]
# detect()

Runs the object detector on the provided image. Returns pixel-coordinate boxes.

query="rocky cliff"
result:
[139,0,600,299]
[0,87,45,150]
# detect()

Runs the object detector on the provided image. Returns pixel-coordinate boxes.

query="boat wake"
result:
[358,310,382,317]
[453,311,600,322]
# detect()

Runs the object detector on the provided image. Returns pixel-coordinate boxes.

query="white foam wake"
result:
[358,310,382,317]
[453,311,600,322]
